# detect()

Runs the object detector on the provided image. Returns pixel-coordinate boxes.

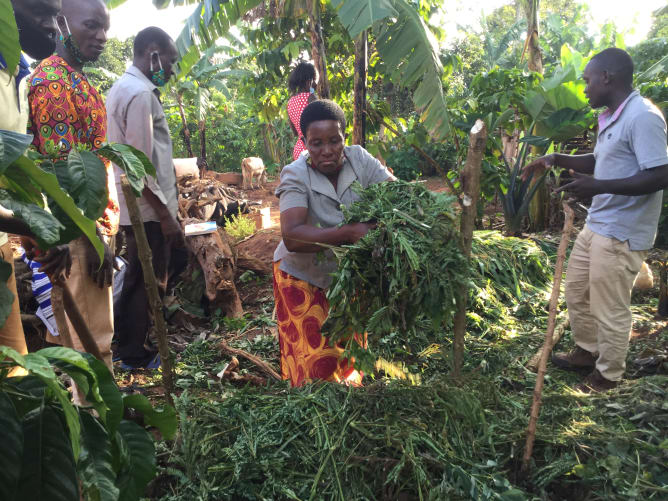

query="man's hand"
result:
[344,222,376,244]
[35,245,72,284]
[554,170,602,200]
[86,237,117,289]
[160,215,185,248]
[520,153,555,181]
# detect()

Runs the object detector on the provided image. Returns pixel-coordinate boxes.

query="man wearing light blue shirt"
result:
[523,48,668,392]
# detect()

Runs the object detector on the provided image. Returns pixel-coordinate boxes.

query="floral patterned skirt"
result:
[272,261,363,387]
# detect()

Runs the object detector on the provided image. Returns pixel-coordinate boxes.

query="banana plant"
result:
[496,129,550,237]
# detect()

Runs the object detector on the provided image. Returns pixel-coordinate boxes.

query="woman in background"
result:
[287,62,317,161]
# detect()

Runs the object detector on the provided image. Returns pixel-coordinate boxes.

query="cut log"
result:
[182,217,243,318]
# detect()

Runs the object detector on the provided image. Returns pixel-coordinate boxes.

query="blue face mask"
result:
[309,86,315,94]
[150,51,167,87]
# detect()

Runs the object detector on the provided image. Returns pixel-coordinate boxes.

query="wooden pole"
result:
[119,175,175,407]
[452,120,487,377]
[352,30,367,147]
[522,201,574,471]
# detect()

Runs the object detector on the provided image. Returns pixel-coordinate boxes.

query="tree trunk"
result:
[120,175,176,407]
[522,202,574,471]
[262,122,282,168]
[176,91,194,158]
[182,219,243,318]
[524,0,547,231]
[199,121,207,166]
[452,120,487,378]
[352,30,368,146]
[306,0,330,99]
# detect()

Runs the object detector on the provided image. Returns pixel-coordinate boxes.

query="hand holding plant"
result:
[520,153,555,181]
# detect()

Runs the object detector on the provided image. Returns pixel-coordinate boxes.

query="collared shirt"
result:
[587,90,668,250]
[274,145,395,289]
[106,65,178,225]
[27,55,120,236]
[0,54,32,246]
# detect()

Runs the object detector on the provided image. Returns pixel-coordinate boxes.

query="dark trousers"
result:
[114,222,170,365]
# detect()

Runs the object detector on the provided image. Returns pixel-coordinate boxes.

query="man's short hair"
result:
[134,26,173,56]
[591,48,634,86]
[300,99,346,139]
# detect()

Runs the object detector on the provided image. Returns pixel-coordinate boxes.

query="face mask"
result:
[59,17,86,65]
[309,86,315,94]
[150,52,167,87]
[14,10,56,60]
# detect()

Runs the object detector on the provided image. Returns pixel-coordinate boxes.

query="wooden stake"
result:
[120,175,175,407]
[522,201,574,471]
[452,120,487,378]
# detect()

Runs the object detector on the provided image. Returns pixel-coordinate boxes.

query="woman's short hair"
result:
[300,99,346,139]
[288,62,316,93]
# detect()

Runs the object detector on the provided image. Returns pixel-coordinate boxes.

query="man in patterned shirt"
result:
[27,0,118,372]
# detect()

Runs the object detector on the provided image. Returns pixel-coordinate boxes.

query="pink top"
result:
[287,92,310,161]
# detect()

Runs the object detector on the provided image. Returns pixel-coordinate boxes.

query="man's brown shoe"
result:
[551,346,596,371]
[574,369,618,393]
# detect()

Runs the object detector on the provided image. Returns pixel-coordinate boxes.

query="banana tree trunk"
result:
[352,30,368,146]
[262,122,281,167]
[198,120,208,170]
[176,92,194,158]
[524,0,547,231]
[306,0,330,99]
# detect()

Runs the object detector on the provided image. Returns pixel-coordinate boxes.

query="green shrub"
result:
[224,211,256,241]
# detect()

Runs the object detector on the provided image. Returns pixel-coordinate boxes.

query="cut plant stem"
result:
[120,174,175,407]
[527,315,569,372]
[522,201,574,471]
[219,340,281,380]
[453,119,487,377]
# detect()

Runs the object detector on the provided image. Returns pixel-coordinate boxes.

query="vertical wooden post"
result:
[522,201,574,471]
[119,175,175,407]
[352,30,367,147]
[306,0,330,99]
[452,120,487,378]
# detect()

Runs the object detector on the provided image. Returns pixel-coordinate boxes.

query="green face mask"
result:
[59,16,86,65]
[150,51,167,87]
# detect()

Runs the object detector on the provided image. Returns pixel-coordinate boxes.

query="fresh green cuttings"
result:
[323,180,467,372]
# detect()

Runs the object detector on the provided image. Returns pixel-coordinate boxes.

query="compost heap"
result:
[322,180,552,373]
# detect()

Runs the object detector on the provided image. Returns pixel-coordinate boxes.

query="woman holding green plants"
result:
[273,99,396,387]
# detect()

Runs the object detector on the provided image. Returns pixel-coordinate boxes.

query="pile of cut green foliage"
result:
[159,371,668,501]
[323,181,553,372]
[323,180,467,372]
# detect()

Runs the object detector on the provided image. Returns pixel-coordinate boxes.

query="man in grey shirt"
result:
[523,48,668,392]
[107,27,184,369]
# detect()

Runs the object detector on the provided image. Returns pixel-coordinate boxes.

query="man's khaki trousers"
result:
[565,226,647,381]
[0,242,28,377]
[48,237,114,403]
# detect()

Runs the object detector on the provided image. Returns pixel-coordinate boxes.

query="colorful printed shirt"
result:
[27,55,120,236]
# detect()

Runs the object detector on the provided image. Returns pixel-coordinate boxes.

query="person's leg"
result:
[589,234,646,381]
[115,222,165,366]
[0,242,28,377]
[55,237,114,404]
[564,227,598,353]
